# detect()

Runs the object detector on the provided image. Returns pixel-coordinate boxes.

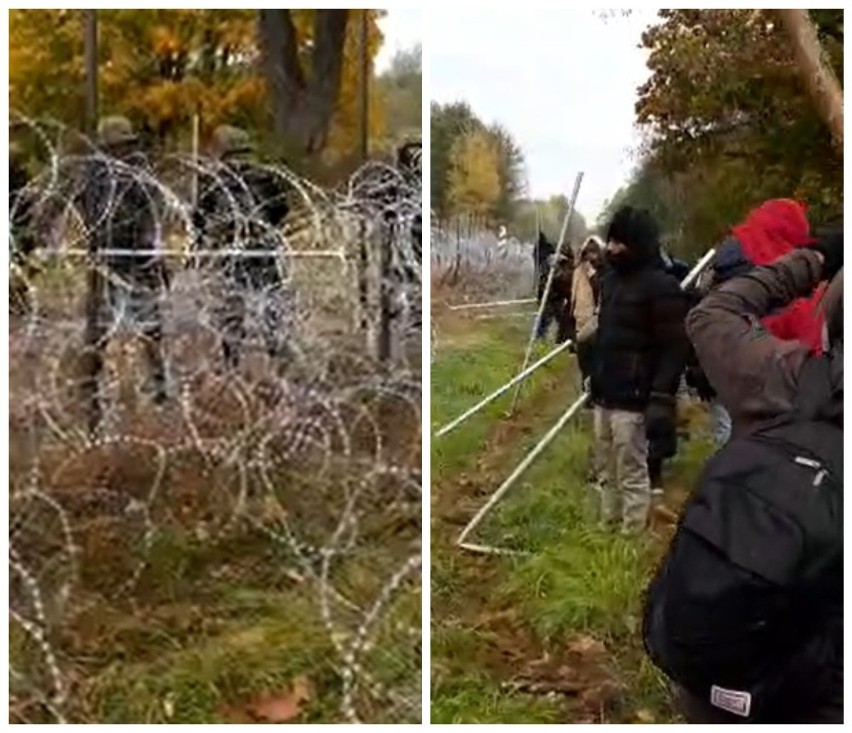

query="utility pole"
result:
[82,9,103,435]
[357,11,370,341]
[83,10,98,136]
[359,10,370,162]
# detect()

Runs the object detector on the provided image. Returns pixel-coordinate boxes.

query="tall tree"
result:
[776,9,843,152]
[257,9,348,154]
[10,9,385,161]
[447,129,501,219]
[621,9,843,257]
[375,45,421,151]
[430,101,527,224]
[430,101,482,220]
[489,123,527,224]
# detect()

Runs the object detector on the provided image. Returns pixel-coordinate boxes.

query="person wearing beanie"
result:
[589,205,689,532]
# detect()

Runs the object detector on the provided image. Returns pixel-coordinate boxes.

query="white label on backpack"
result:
[710,686,752,717]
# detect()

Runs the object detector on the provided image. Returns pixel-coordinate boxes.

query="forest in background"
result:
[433,9,843,258]
[10,9,421,177]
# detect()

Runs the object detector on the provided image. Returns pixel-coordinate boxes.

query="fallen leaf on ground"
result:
[566,635,607,658]
[247,676,313,723]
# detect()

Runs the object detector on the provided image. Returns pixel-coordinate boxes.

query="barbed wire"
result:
[10,116,422,724]
[431,226,534,302]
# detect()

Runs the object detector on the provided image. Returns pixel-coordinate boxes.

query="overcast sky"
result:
[376,7,423,73]
[430,8,659,220]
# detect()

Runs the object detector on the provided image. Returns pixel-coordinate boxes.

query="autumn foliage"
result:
[601,9,843,258]
[9,9,388,163]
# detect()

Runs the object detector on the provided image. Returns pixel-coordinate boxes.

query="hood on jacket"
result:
[732,198,812,264]
[579,235,603,259]
[605,206,660,267]
[729,199,824,354]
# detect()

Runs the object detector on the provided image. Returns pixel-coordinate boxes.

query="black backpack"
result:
[642,357,843,722]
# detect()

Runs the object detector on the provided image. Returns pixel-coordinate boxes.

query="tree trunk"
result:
[257,9,349,155]
[775,9,843,154]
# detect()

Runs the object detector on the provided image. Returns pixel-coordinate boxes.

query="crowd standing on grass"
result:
[557,200,842,723]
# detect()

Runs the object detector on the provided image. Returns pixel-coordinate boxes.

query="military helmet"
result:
[97,115,138,148]
[212,125,254,158]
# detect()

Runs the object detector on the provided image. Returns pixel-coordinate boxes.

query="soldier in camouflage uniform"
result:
[81,116,169,415]
[192,125,290,371]
[397,140,422,272]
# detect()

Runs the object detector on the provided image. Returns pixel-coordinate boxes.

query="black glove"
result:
[811,226,843,281]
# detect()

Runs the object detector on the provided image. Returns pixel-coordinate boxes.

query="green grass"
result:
[431,674,562,724]
[431,314,713,723]
[79,590,340,724]
[431,320,568,478]
[12,519,418,724]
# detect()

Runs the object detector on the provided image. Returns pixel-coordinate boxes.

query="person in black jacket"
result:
[534,230,573,341]
[590,206,689,532]
[534,229,554,296]
[193,125,290,371]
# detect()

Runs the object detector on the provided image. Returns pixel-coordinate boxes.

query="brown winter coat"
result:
[571,260,599,334]
[686,248,841,438]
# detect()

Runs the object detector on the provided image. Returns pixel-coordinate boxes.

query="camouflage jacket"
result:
[192,159,289,287]
[686,249,841,437]
[81,154,167,285]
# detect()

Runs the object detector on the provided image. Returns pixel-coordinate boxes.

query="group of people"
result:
[12,116,294,407]
[577,201,841,723]
[11,117,422,433]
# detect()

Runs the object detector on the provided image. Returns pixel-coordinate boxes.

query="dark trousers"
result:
[536,300,573,343]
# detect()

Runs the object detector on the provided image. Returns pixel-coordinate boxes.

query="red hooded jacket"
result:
[731,199,825,353]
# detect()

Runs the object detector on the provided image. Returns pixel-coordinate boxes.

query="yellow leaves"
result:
[448,129,501,219]
[152,26,182,57]
[10,9,387,163]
